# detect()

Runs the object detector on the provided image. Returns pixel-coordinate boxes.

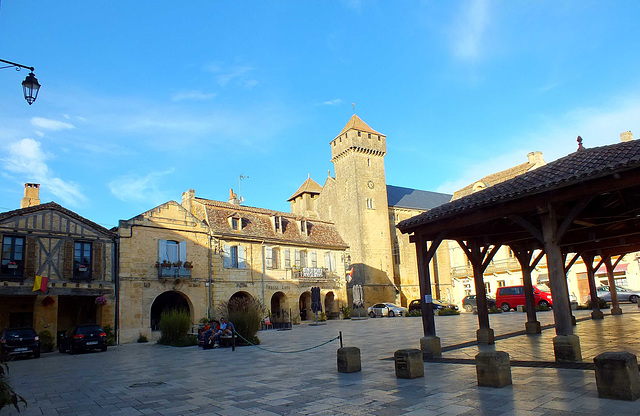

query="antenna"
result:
[352,102,355,114]
[238,173,248,204]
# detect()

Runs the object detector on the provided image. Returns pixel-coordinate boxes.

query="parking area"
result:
[4,304,640,415]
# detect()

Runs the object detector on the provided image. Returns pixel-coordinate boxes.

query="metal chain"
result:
[234,332,340,354]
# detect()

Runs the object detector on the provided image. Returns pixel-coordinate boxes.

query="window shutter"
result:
[330,253,336,271]
[179,241,187,263]
[238,245,246,269]
[284,249,290,268]
[62,239,74,279]
[223,244,231,268]
[158,239,168,262]
[265,246,273,269]
[324,252,330,270]
[92,241,103,280]
[25,236,38,279]
[311,251,317,267]
[295,249,300,267]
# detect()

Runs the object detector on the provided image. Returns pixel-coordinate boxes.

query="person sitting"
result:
[202,320,219,349]
[214,317,235,348]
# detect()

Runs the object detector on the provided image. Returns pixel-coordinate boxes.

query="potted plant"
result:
[183,261,193,269]
[95,296,108,306]
[161,260,172,268]
[7,261,18,269]
[78,264,87,272]
[173,260,183,268]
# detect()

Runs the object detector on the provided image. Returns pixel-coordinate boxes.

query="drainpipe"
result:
[208,234,213,319]
[261,241,266,306]
[114,235,120,345]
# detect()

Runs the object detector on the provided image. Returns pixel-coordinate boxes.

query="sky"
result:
[1,1,639,229]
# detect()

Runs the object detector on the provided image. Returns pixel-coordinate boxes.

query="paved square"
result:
[4,305,640,415]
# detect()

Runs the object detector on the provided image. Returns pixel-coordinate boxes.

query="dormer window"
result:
[357,131,361,137]
[272,215,283,233]
[368,133,371,139]
[300,220,306,233]
[228,213,242,231]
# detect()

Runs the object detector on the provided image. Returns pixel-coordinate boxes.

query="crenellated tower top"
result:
[330,114,386,162]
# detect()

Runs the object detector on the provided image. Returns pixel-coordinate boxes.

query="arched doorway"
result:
[229,291,252,303]
[299,291,312,321]
[270,292,287,323]
[150,291,192,331]
[324,291,337,319]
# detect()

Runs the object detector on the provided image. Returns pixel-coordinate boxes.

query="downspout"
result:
[114,234,120,345]
[261,240,266,306]
[208,234,213,319]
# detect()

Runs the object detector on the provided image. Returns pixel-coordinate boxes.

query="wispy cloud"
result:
[450,0,490,61]
[323,99,343,106]
[108,170,175,204]
[207,64,256,88]
[1,138,86,206]
[30,117,75,131]
[171,90,216,102]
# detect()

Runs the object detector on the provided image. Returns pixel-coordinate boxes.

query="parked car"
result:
[461,295,497,312]
[496,285,553,312]
[408,299,459,312]
[58,324,107,354]
[593,285,640,303]
[367,303,407,318]
[0,327,40,358]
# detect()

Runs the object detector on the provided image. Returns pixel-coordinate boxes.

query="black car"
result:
[58,324,107,354]
[462,295,497,312]
[0,327,40,358]
[409,299,459,312]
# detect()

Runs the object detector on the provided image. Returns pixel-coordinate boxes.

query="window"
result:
[273,215,282,233]
[367,133,371,139]
[266,246,279,269]
[223,244,246,269]
[300,220,306,233]
[358,131,361,137]
[158,239,186,265]
[324,252,336,272]
[74,242,92,278]
[392,243,401,265]
[484,282,491,295]
[232,217,239,230]
[498,280,506,288]
[295,249,308,268]
[1,236,24,276]
[310,251,317,267]
[366,198,374,209]
[284,248,291,268]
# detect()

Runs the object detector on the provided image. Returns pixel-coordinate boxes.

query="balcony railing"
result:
[292,267,339,280]
[158,266,192,278]
[451,258,521,278]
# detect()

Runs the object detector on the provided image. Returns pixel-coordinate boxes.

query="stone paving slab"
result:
[3,304,640,415]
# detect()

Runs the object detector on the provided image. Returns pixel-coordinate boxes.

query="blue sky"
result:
[1,1,639,229]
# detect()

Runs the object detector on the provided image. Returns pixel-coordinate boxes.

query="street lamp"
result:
[0,58,41,105]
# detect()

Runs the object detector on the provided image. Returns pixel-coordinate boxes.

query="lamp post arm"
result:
[0,58,34,72]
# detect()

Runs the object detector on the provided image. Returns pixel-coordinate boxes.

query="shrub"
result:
[536,304,551,312]
[39,329,55,353]
[217,298,265,345]
[103,325,116,346]
[158,309,192,345]
[318,312,327,322]
[171,334,197,347]
[340,306,351,319]
[0,357,26,412]
[586,298,610,310]
[137,333,149,343]
[406,309,422,317]
[488,307,503,314]
[436,308,460,316]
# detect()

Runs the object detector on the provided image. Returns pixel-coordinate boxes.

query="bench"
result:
[219,332,236,351]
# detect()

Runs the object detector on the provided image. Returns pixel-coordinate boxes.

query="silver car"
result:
[596,285,640,303]
[367,303,407,318]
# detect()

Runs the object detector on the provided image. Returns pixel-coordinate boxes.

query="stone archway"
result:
[324,291,337,319]
[229,291,252,303]
[299,291,312,321]
[270,292,287,323]
[150,291,192,331]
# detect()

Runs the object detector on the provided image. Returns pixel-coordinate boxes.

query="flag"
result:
[32,275,48,293]
[346,267,354,283]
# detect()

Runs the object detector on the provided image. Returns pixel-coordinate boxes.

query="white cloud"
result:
[450,0,490,61]
[171,90,216,102]
[30,117,75,131]
[323,99,343,106]
[1,138,86,206]
[208,65,254,87]
[108,170,175,204]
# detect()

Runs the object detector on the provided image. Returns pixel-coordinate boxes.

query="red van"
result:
[496,285,553,312]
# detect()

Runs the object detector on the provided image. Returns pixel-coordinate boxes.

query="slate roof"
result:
[397,139,640,232]
[337,114,382,137]
[287,177,323,201]
[195,198,348,249]
[386,185,452,210]
[0,202,116,237]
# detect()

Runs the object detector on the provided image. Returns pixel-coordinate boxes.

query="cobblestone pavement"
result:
[4,304,640,415]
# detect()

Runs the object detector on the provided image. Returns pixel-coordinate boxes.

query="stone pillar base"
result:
[525,321,541,334]
[591,310,604,320]
[553,334,582,362]
[420,336,441,359]
[477,327,495,345]
[611,307,623,315]
[394,349,424,379]
[594,351,640,401]
[571,315,577,326]
[516,305,525,312]
[475,351,512,388]
[337,347,361,373]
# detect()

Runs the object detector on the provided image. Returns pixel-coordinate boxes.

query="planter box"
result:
[158,266,191,278]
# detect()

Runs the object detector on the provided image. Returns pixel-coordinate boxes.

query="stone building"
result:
[117,190,349,343]
[0,184,116,343]
[290,115,452,307]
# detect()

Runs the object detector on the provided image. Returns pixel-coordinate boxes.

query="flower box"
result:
[7,264,18,269]
[78,266,87,272]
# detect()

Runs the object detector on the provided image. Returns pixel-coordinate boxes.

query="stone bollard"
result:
[475,351,512,388]
[394,349,424,379]
[337,347,361,373]
[594,352,640,401]
[516,305,525,312]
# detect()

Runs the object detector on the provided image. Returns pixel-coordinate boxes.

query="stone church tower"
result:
[313,115,397,305]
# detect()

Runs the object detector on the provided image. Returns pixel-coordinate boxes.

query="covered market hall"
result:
[398,137,640,362]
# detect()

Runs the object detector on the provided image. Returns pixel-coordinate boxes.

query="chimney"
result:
[526,151,546,169]
[228,189,239,205]
[181,189,195,214]
[21,183,40,208]
[620,131,633,142]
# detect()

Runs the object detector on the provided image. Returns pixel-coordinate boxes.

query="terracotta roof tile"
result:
[398,140,640,232]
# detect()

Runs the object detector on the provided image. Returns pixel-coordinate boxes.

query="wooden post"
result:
[581,253,603,320]
[513,247,543,334]
[604,256,622,315]
[414,233,443,358]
